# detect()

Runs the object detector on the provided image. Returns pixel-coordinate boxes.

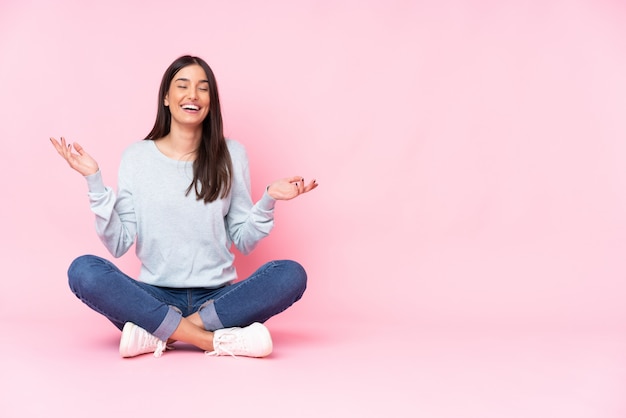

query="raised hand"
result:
[50,136,99,176]
[267,176,318,200]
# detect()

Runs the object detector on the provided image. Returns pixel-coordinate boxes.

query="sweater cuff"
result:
[259,188,277,211]
[85,170,106,194]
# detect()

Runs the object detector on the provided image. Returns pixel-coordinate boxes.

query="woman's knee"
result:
[67,254,106,295]
[277,259,307,296]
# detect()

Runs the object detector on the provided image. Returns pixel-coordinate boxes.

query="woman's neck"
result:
[157,126,201,161]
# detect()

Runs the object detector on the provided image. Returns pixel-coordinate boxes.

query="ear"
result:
[164,93,169,107]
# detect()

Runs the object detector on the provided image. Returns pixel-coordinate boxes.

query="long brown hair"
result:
[145,55,232,203]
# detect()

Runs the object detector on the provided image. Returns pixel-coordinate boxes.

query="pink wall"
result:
[1,0,626,331]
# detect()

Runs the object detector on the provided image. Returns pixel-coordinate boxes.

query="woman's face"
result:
[164,64,210,129]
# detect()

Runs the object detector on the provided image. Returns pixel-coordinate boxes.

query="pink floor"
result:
[2,312,625,417]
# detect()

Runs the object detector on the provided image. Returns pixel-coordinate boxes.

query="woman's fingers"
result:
[290,177,318,195]
[50,136,99,176]
[303,179,318,193]
[50,136,70,160]
[49,137,63,154]
[73,141,85,155]
[273,176,318,199]
[296,178,305,194]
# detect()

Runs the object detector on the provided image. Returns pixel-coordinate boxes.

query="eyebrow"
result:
[175,77,209,83]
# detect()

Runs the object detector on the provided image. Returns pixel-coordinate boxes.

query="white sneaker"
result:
[206,322,273,358]
[119,322,168,358]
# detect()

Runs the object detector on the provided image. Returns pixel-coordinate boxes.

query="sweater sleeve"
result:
[84,168,137,257]
[225,143,276,255]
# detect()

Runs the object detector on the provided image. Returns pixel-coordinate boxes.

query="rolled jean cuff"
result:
[152,306,182,341]
[198,300,224,331]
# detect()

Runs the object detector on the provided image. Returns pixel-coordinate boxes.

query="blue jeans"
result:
[67,255,307,341]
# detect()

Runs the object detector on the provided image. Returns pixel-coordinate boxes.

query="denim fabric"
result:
[68,255,307,341]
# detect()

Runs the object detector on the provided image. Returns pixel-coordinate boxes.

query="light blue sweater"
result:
[84,139,276,288]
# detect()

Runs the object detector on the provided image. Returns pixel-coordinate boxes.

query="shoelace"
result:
[153,340,169,358]
[205,332,238,358]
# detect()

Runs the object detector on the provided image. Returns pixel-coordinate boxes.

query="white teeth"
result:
[182,104,199,110]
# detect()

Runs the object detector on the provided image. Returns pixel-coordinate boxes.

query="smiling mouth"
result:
[181,104,200,111]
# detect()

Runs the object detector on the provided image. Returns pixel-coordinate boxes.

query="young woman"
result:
[50,55,317,358]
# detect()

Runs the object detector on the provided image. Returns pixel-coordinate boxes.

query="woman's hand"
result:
[50,136,99,176]
[268,176,318,200]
